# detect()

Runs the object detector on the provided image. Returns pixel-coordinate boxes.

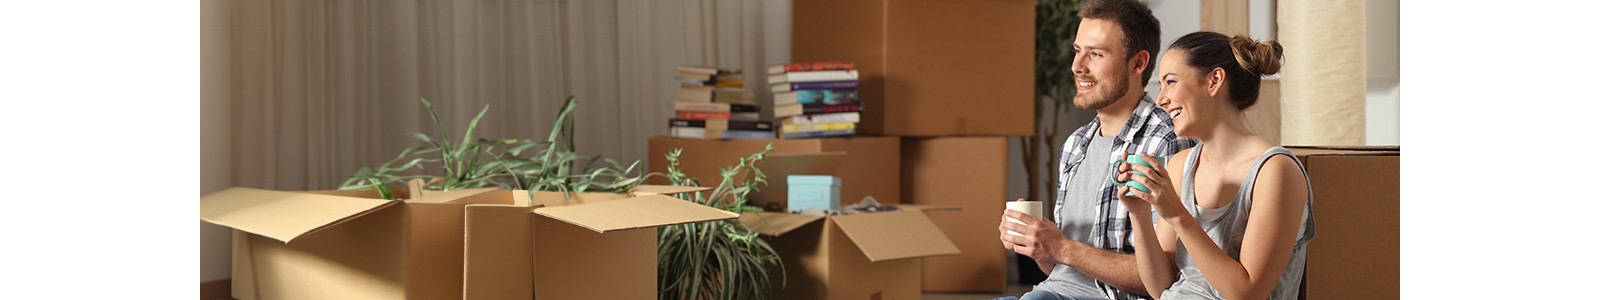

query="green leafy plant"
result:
[339,98,530,199]
[1023,0,1085,205]
[657,145,784,300]
[487,95,649,195]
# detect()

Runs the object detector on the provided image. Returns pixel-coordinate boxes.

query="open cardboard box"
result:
[730,151,962,299]
[462,185,733,299]
[202,180,735,300]
[201,180,506,300]
[739,204,962,300]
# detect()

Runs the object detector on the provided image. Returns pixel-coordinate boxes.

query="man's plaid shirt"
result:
[1054,95,1196,300]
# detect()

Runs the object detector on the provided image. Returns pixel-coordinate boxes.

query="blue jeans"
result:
[1015,290,1114,300]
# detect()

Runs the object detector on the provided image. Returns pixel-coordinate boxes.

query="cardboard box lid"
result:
[739,211,826,236]
[524,185,712,207]
[629,185,713,196]
[831,211,961,262]
[1285,145,1400,156]
[532,194,740,233]
[788,175,841,186]
[890,204,962,212]
[200,187,399,243]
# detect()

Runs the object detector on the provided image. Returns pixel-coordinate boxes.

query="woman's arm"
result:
[1163,155,1308,300]
[1119,148,1189,298]
[1126,199,1178,298]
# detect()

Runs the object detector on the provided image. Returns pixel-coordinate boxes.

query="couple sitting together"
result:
[997,0,1313,299]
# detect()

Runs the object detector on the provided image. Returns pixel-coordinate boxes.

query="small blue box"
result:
[787,175,842,211]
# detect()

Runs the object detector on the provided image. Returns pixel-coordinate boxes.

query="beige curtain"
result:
[223,0,776,191]
[204,0,787,281]
[1277,0,1366,145]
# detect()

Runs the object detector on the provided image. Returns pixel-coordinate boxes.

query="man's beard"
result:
[1073,71,1130,110]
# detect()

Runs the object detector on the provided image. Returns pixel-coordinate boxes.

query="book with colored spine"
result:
[767,70,859,85]
[720,130,778,140]
[766,61,856,74]
[670,119,773,131]
[713,88,756,105]
[770,80,859,93]
[781,121,856,133]
[677,111,731,120]
[670,126,722,139]
[775,89,859,105]
[801,102,862,115]
[675,101,730,113]
[779,128,856,139]
[780,112,861,125]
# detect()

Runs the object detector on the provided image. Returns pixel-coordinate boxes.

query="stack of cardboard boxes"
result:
[792,0,1037,294]
[648,0,1035,296]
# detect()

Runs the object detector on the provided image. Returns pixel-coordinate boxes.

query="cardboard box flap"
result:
[404,187,507,204]
[891,204,962,212]
[533,194,739,233]
[200,187,399,243]
[629,185,713,196]
[1285,146,1400,156]
[830,211,960,262]
[738,211,825,236]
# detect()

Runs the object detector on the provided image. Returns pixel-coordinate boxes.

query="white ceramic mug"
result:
[1005,200,1043,236]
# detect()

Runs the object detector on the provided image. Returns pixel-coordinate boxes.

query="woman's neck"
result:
[1194,111,1260,166]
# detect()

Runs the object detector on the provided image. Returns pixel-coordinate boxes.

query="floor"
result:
[208,286,1032,300]
[922,283,1033,300]
[206,283,1032,300]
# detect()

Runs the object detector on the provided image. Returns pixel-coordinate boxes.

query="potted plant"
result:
[1017,0,1085,284]
[338,98,532,199]
[656,145,784,300]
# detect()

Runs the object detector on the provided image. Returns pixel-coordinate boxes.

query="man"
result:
[999,0,1195,299]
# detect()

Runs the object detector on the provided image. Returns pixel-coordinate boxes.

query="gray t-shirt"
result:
[1032,132,1115,296]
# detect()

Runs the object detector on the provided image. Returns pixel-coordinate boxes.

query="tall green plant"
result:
[657,145,784,300]
[487,95,648,195]
[340,98,530,199]
[1022,0,1085,204]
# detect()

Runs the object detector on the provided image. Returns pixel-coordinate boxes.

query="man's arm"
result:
[1058,239,1149,296]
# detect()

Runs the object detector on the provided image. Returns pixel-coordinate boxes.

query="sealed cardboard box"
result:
[740,205,961,300]
[647,136,900,210]
[462,185,734,300]
[902,137,1010,292]
[202,186,507,300]
[793,0,1034,136]
[1284,146,1400,299]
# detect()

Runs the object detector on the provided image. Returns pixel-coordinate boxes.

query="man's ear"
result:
[1129,50,1151,79]
[1207,67,1226,97]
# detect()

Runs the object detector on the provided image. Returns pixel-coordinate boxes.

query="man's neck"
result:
[1094,91,1144,138]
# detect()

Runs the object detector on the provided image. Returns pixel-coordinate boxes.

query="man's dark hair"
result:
[1078,0,1162,86]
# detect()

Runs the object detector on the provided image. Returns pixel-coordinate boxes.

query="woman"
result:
[1113,31,1314,300]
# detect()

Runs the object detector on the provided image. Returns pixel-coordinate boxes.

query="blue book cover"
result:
[779,128,856,139]
[721,130,777,140]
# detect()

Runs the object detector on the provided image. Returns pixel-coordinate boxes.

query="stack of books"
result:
[767,62,862,139]
[672,65,774,139]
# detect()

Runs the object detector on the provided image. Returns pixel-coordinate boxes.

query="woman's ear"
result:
[1207,67,1225,97]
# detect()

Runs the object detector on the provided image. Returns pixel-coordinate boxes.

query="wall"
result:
[1366,0,1399,145]
[200,0,234,283]
[1145,0,1398,146]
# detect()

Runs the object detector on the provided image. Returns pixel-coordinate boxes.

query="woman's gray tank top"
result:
[1159,143,1315,300]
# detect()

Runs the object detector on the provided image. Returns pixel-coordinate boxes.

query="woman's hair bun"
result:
[1228,35,1283,76]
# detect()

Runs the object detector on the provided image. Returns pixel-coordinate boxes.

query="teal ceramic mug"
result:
[1113,154,1166,196]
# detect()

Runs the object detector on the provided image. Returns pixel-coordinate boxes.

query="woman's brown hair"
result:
[1168,31,1283,110]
